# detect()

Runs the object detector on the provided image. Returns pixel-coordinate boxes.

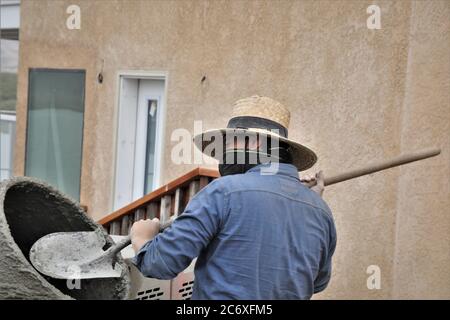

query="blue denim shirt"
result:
[132,163,336,300]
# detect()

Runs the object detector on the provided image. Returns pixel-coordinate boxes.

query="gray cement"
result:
[0,177,130,299]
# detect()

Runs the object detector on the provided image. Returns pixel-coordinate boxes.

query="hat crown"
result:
[231,95,290,129]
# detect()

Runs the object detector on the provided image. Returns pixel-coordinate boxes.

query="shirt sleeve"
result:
[131,179,227,279]
[313,214,337,293]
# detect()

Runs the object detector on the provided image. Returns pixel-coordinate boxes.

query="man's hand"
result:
[130,218,160,253]
[300,170,325,196]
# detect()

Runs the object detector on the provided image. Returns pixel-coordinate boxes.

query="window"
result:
[0,112,16,181]
[144,99,158,194]
[25,69,85,201]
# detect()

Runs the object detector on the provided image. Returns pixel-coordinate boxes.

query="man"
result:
[131,95,337,299]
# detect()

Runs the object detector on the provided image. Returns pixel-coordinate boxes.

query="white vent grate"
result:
[178,280,195,300]
[111,235,195,300]
[136,287,165,300]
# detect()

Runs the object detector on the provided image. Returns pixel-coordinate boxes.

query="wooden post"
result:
[134,207,146,221]
[127,212,135,233]
[110,221,121,235]
[160,195,172,224]
[146,202,158,219]
[199,177,209,190]
[173,188,183,217]
[120,215,129,235]
[188,180,199,200]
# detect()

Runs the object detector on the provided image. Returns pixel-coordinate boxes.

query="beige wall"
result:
[15,0,449,299]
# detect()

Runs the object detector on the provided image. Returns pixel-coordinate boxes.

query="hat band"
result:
[227,116,288,138]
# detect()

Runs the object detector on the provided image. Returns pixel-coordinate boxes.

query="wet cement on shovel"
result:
[0,177,130,299]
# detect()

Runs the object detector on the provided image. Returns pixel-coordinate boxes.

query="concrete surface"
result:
[12,0,450,299]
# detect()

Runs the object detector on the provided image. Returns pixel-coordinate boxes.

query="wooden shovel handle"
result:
[304,148,441,187]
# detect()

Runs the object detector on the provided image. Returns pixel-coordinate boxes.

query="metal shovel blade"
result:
[29,229,125,280]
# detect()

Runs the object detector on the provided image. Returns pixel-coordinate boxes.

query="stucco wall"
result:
[14,0,449,299]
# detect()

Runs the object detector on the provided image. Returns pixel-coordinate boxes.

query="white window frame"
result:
[0,113,16,122]
[0,112,16,181]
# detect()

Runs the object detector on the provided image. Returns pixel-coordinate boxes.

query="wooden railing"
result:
[98,167,220,235]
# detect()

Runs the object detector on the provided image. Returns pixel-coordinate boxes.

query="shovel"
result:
[29,218,173,280]
[29,148,441,280]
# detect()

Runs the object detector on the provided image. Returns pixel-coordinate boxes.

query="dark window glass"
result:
[26,69,85,200]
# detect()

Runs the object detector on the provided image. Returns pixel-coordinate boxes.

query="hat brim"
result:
[193,128,317,171]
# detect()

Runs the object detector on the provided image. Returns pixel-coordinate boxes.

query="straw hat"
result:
[193,95,318,171]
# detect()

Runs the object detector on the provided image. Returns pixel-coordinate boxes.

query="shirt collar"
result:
[246,163,300,180]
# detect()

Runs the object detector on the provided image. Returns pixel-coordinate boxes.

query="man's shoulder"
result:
[309,191,333,219]
[204,172,333,211]
[204,173,334,224]
[202,173,264,198]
